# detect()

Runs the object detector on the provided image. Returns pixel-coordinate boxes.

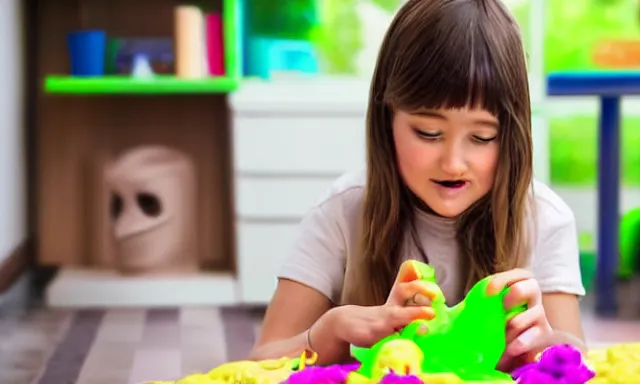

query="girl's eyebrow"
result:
[472,119,499,129]
[411,109,447,120]
[411,109,499,129]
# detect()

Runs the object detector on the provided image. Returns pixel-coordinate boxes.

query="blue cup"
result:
[67,30,107,76]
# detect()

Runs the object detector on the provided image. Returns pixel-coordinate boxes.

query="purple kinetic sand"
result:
[286,363,359,384]
[286,363,425,384]
[512,344,595,384]
[378,373,424,383]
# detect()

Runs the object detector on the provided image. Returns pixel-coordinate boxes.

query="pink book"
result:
[205,13,225,76]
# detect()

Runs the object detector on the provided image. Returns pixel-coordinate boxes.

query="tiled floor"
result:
[0,306,264,384]
[0,300,639,384]
[0,308,71,384]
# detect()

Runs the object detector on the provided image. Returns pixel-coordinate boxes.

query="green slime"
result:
[351,261,527,381]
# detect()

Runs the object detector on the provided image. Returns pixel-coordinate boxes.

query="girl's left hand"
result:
[486,269,553,372]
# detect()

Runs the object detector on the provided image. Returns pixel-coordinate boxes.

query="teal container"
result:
[247,37,318,79]
[242,0,319,76]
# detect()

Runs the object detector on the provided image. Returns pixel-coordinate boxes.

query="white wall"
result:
[0,0,26,262]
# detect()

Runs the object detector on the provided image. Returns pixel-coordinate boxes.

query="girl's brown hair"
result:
[342,0,533,306]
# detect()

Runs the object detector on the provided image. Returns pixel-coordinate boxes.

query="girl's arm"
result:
[249,278,349,365]
[541,292,587,352]
[528,184,588,352]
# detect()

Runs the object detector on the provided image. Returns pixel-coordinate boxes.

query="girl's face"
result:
[393,107,500,218]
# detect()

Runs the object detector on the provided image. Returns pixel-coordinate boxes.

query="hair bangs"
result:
[382,3,505,117]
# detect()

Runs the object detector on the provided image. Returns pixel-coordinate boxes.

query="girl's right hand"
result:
[327,304,434,348]
[314,276,438,349]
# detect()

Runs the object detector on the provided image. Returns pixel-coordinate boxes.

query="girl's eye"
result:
[413,128,441,140]
[473,136,497,143]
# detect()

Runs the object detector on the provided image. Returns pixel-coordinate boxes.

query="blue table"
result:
[547,71,640,317]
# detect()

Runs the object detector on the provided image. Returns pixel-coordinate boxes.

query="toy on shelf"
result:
[67,30,107,76]
[175,5,208,79]
[144,260,617,383]
[246,37,318,79]
[205,13,225,76]
[131,53,155,79]
[109,38,174,75]
[242,0,320,79]
[47,0,239,94]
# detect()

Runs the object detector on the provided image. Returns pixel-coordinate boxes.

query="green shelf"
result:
[44,75,240,94]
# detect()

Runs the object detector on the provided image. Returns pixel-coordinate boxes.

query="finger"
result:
[496,354,510,372]
[387,306,435,329]
[406,293,432,306]
[504,279,541,310]
[415,321,428,336]
[497,353,528,373]
[394,260,423,284]
[506,325,544,356]
[505,305,545,343]
[486,268,533,296]
[387,280,438,306]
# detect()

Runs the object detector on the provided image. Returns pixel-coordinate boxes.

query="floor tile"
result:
[129,348,182,384]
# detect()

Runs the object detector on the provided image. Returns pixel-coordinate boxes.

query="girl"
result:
[250,0,586,371]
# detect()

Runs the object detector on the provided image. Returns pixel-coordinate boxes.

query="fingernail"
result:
[414,294,432,306]
[516,329,537,347]
[485,278,499,295]
[422,307,435,318]
[425,288,439,300]
[417,323,428,336]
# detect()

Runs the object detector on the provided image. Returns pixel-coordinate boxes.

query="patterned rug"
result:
[0,307,264,384]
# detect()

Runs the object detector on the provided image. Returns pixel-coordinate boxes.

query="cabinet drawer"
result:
[236,222,300,303]
[235,176,336,220]
[233,115,366,174]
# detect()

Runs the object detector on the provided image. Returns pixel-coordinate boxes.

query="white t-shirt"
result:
[278,170,585,305]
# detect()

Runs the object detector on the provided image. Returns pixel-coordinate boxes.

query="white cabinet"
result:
[230,78,368,303]
[234,115,366,175]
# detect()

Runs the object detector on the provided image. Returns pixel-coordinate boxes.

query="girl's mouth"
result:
[433,180,467,189]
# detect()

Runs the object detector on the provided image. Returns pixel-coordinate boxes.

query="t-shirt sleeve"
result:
[530,195,586,296]
[277,200,347,304]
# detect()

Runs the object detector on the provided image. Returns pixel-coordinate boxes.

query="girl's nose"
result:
[440,147,467,177]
